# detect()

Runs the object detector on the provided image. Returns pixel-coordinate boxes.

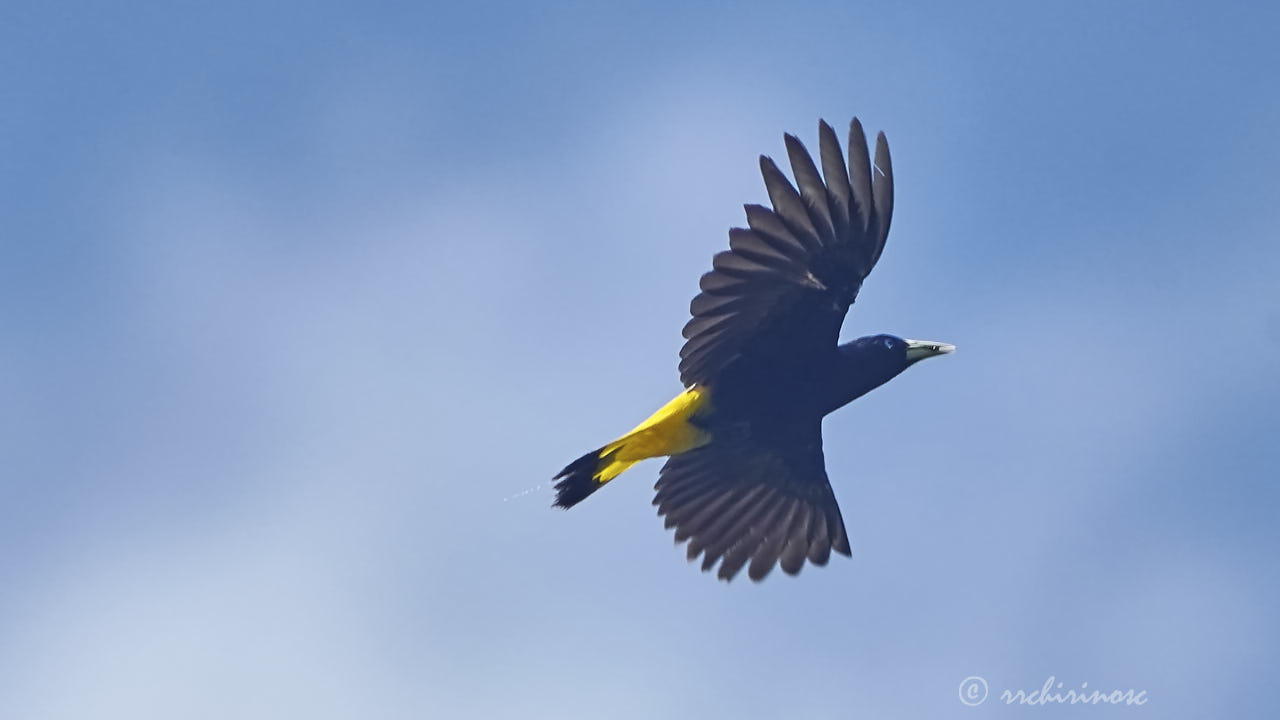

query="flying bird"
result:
[553,117,953,581]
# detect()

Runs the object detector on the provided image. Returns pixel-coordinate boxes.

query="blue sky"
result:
[2,1,1278,717]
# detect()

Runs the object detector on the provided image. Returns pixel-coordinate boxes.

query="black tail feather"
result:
[552,449,604,509]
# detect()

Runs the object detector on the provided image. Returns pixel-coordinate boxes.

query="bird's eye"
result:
[882,338,895,349]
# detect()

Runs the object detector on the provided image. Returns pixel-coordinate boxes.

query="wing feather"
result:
[654,425,850,582]
[818,120,853,240]
[847,118,875,236]
[871,131,894,268]
[759,156,822,255]
[784,134,837,246]
[728,228,809,274]
[678,117,895,387]
[778,504,812,575]
[748,498,801,581]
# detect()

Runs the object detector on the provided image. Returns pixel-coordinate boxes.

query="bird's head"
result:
[843,334,955,385]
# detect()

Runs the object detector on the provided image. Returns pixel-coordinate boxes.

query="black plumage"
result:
[677,119,892,388]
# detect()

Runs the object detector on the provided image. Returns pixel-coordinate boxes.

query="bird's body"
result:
[554,117,953,581]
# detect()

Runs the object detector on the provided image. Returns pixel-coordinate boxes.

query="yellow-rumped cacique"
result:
[553,116,954,582]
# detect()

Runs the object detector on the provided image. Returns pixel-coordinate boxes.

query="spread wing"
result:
[653,421,850,581]
[679,118,894,386]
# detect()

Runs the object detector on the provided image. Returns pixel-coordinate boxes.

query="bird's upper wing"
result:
[679,118,894,386]
[653,420,849,581]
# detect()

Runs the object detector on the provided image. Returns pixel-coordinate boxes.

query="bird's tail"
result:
[552,388,712,509]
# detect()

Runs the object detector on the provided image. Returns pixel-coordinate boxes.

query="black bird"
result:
[553,117,953,581]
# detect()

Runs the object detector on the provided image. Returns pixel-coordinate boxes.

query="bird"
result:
[552,116,953,582]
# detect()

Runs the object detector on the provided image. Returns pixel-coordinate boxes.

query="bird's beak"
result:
[904,339,955,362]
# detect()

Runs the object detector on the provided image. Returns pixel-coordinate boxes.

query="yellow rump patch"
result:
[593,387,712,484]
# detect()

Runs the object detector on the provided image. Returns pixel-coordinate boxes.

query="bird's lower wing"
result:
[653,425,850,582]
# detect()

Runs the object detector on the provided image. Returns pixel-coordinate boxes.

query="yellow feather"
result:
[592,387,712,484]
